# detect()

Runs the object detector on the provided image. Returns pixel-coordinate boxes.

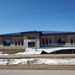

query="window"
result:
[70,38,73,45]
[49,38,52,44]
[74,38,75,44]
[21,39,23,46]
[28,42,35,47]
[42,38,45,45]
[18,39,20,46]
[28,37,35,39]
[15,39,20,46]
[15,39,17,46]
[28,37,31,39]
[46,38,48,45]
[3,39,11,46]
[57,38,65,44]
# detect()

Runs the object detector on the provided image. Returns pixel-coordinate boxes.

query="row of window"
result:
[3,39,23,46]
[42,38,52,45]
[2,37,75,47]
[42,37,75,46]
[15,39,23,46]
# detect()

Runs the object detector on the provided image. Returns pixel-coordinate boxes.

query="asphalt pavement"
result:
[0,70,75,75]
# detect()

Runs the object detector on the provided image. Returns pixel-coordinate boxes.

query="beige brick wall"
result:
[0,36,24,47]
[12,36,23,45]
[23,32,40,48]
[67,34,75,43]
[54,34,67,42]
[40,35,55,46]
[40,34,75,47]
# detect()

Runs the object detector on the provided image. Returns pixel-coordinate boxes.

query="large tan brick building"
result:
[0,31,75,49]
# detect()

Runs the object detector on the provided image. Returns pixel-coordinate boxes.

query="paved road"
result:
[0,70,75,75]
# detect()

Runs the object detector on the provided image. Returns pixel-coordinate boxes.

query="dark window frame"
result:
[49,38,52,44]
[57,38,65,45]
[21,39,23,46]
[3,39,11,46]
[42,38,45,45]
[46,38,48,45]
[28,42,35,47]
[70,38,73,45]
[15,39,20,46]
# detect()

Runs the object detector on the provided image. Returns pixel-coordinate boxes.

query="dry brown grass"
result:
[0,65,75,70]
[0,49,25,54]
[0,54,75,59]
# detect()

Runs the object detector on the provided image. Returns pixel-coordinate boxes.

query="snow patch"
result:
[15,47,75,55]
[0,58,75,65]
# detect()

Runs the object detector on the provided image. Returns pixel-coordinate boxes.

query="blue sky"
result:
[0,0,75,34]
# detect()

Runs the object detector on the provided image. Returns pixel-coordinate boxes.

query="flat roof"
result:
[0,31,75,36]
[0,32,23,36]
[41,31,75,35]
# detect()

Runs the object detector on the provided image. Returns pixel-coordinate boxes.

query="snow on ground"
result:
[0,47,75,55]
[15,47,75,55]
[0,58,75,65]
[0,52,9,56]
[15,49,41,55]
[0,47,75,65]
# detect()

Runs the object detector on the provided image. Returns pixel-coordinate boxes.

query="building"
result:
[0,31,75,49]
